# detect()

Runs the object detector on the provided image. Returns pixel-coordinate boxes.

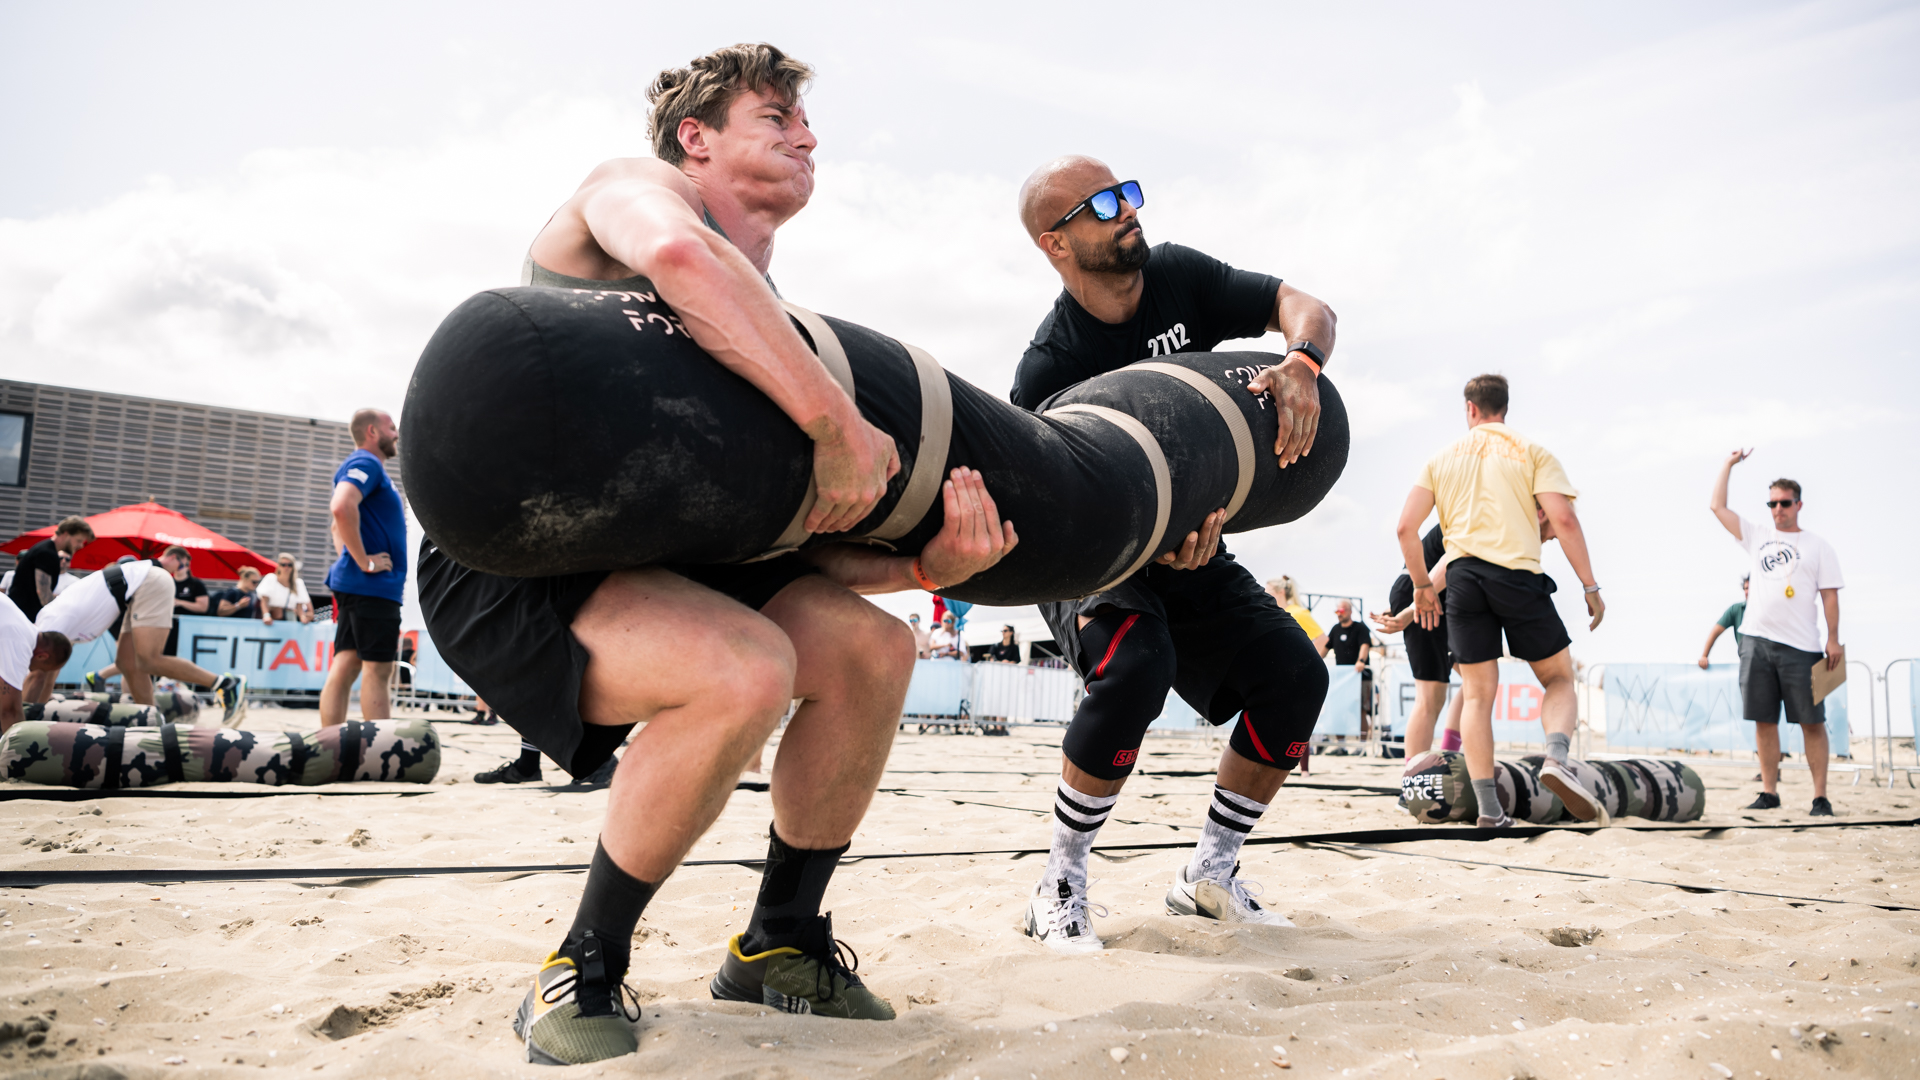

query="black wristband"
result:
[1287,339,1328,369]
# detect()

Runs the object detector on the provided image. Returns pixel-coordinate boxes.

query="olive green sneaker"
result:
[709,914,895,1020]
[512,933,640,1065]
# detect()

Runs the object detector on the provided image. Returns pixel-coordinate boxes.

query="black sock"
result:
[741,823,847,955]
[516,741,542,773]
[560,841,657,1014]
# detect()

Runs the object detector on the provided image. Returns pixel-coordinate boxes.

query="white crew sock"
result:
[1188,785,1269,883]
[1042,783,1117,895]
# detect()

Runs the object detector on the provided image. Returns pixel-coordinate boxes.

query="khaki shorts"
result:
[124,571,175,631]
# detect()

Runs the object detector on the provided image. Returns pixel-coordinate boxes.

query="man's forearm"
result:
[588,185,856,442]
[806,545,918,595]
[1271,286,1337,360]
[1822,590,1840,642]
[332,506,370,566]
[36,570,54,606]
[1701,626,1724,658]
[1554,516,1598,587]
[1398,530,1431,589]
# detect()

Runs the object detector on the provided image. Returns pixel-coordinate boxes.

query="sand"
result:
[3,708,1917,1079]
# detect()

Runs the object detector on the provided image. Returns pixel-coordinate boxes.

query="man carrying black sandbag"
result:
[1008,155,1338,951]
[414,43,1018,1066]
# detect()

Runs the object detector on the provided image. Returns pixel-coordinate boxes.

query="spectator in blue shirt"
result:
[321,408,405,727]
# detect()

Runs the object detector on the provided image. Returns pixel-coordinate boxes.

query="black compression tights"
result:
[1061,614,1327,781]
[1061,612,1176,781]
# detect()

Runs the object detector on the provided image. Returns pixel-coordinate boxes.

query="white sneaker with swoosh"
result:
[1024,876,1107,954]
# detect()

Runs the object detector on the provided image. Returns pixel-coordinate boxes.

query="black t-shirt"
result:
[1389,525,1448,612]
[1009,243,1283,410]
[7,539,61,621]
[1327,620,1370,666]
[174,575,208,618]
[987,642,1021,663]
[213,587,259,619]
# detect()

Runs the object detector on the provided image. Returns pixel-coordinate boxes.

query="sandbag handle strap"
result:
[160,723,185,784]
[338,721,365,782]
[1043,404,1172,595]
[864,343,953,543]
[748,303,856,561]
[1133,362,1257,524]
[102,726,125,792]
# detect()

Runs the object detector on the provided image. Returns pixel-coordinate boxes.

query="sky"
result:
[2,0,1916,676]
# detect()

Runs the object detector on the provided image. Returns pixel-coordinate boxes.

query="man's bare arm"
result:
[1396,486,1440,629]
[807,468,1017,594]
[1820,588,1841,671]
[1698,623,1728,668]
[330,482,391,573]
[554,161,897,533]
[1538,492,1603,630]
[1710,448,1750,539]
[1246,283,1337,469]
[0,681,22,735]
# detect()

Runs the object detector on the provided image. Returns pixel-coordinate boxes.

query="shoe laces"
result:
[1048,878,1109,938]
[1221,864,1267,913]
[543,933,642,1021]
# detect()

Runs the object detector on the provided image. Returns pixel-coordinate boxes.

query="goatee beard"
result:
[1072,229,1150,274]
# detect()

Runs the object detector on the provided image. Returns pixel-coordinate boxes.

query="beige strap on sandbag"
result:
[749,303,858,561]
[1044,403,1172,594]
[1133,362,1256,523]
[864,342,953,544]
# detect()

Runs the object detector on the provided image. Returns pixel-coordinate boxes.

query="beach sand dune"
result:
[3,716,1915,1077]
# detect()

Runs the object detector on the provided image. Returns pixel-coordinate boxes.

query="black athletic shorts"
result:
[1040,548,1299,714]
[1403,618,1452,682]
[1739,634,1826,726]
[1443,556,1571,665]
[416,541,817,779]
[332,591,403,663]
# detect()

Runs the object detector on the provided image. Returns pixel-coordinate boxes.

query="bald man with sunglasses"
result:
[1010,156,1339,953]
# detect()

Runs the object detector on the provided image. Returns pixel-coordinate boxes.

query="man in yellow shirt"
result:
[1393,375,1605,827]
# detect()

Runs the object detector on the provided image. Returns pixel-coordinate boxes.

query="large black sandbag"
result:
[403,286,1348,605]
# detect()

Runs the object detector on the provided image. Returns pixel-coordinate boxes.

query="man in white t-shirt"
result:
[28,554,244,724]
[1710,450,1843,816]
[1,595,73,734]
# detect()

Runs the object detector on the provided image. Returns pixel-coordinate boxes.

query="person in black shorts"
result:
[417,45,1018,1066]
[1372,525,1464,755]
[1009,155,1340,951]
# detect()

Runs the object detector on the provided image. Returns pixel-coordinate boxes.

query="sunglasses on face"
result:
[1766,499,1798,509]
[1048,180,1144,232]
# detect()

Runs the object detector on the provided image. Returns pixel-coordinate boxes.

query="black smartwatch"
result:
[1286,339,1327,370]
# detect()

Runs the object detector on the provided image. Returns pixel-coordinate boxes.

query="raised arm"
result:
[1245,283,1337,469]
[544,160,897,533]
[1710,448,1750,540]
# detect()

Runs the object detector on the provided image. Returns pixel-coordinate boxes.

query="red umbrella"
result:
[2,502,277,579]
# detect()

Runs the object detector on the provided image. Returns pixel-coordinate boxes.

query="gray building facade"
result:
[0,379,403,591]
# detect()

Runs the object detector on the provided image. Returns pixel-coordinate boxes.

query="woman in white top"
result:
[257,553,314,625]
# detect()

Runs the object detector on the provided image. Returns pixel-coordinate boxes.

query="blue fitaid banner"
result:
[56,615,340,690]
[1604,662,1849,753]
[1380,661,1550,745]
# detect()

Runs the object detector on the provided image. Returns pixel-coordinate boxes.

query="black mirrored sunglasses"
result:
[1766,499,1797,508]
[1048,180,1144,232]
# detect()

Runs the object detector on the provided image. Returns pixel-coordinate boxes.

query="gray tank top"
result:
[520,207,778,296]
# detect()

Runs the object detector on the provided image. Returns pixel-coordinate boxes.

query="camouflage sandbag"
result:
[1,719,440,789]
[27,699,167,728]
[52,690,197,723]
[1401,751,1704,823]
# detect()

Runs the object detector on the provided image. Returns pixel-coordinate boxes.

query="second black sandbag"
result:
[403,285,1347,605]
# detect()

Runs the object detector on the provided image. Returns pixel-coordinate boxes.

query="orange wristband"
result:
[910,557,941,592]
[1287,350,1321,376]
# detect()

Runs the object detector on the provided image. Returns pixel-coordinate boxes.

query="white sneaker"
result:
[1165,863,1294,926]
[1539,760,1611,825]
[1024,876,1107,954]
